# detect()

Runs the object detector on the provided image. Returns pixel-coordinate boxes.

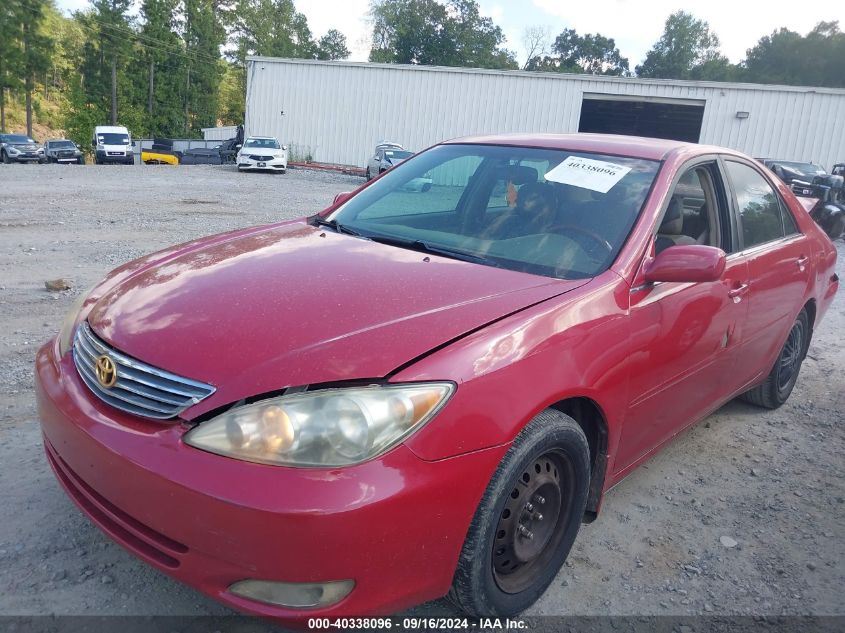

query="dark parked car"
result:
[0,133,45,163]
[44,139,85,164]
[37,134,838,622]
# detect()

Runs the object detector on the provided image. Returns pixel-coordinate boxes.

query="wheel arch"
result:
[548,397,608,522]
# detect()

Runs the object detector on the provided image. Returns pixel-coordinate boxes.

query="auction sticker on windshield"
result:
[545,156,631,193]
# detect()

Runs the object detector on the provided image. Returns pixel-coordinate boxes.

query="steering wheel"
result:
[548,224,613,255]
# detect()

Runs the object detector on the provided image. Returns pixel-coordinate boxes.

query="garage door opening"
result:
[578,94,705,143]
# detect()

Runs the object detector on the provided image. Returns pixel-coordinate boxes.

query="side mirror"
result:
[333,191,353,205]
[235,144,242,150]
[91,140,95,147]
[643,245,726,284]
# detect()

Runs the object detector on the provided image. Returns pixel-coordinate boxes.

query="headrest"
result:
[517,182,556,210]
[659,197,684,235]
[498,165,538,185]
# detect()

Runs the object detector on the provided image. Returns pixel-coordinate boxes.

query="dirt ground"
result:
[0,164,842,621]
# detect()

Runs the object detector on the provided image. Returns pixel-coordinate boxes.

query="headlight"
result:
[8,147,19,154]
[184,383,454,467]
[37,148,44,153]
[57,286,96,356]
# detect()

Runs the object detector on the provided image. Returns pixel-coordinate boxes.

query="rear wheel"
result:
[449,409,590,617]
[741,309,809,409]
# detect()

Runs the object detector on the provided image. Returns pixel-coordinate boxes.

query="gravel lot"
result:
[0,164,842,622]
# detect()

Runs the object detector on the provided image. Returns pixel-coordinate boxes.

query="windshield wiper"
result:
[366,234,497,267]
[309,216,366,237]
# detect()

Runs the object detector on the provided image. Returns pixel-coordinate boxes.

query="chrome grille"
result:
[72,322,215,420]
[248,154,273,161]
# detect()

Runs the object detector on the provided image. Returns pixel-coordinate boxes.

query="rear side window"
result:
[725,161,793,249]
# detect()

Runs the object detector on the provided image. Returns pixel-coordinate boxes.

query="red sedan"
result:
[36,134,838,620]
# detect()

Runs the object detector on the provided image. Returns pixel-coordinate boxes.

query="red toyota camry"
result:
[36,134,838,620]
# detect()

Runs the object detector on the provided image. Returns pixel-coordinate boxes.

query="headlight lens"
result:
[57,286,96,356]
[184,383,454,467]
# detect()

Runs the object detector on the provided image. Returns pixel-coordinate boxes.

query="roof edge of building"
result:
[245,56,845,96]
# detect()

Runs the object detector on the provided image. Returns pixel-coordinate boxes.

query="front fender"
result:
[394,272,631,467]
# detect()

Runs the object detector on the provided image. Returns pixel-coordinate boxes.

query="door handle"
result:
[796,255,809,271]
[728,282,749,303]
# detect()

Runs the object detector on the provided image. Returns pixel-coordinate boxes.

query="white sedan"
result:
[237,136,287,173]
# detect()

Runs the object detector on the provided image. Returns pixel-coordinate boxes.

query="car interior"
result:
[655,166,722,255]
[347,153,663,279]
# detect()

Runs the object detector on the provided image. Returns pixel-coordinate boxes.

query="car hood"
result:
[87,221,586,417]
[11,143,40,151]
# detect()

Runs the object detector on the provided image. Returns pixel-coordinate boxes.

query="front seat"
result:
[656,196,697,254]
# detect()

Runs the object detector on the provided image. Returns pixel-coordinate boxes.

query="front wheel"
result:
[2,151,11,164]
[449,409,590,617]
[741,309,809,409]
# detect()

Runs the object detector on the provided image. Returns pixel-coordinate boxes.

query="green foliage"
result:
[742,21,845,88]
[636,10,734,80]
[233,0,317,65]
[526,28,629,75]
[369,0,517,69]
[317,29,350,60]
[218,61,245,125]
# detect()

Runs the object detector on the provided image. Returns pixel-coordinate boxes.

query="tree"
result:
[527,28,628,75]
[636,10,731,80]
[183,0,224,133]
[233,0,317,65]
[137,0,185,135]
[20,0,51,136]
[88,0,133,125]
[369,0,517,69]
[521,24,551,70]
[0,1,24,132]
[316,29,350,60]
[743,21,845,88]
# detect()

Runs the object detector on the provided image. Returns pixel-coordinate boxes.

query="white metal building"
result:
[201,125,239,141]
[244,57,845,169]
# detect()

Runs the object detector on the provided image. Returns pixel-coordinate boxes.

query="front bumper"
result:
[7,152,42,162]
[238,155,287,171]
[35,338,502,619]
[96,150,133,164]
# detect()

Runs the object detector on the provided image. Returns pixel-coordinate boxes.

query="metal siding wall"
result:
[245,59,845,170]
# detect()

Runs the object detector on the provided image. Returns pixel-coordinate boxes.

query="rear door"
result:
[722,159,813,386]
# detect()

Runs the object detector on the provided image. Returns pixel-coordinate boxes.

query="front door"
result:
[615,160,749,473]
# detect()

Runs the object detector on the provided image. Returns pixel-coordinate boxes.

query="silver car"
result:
[365,143,414,180]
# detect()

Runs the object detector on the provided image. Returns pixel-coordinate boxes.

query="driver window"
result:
[656,165,721,255]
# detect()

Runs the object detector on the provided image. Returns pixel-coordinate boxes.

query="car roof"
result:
[246,136,277,140]
[443,133,722,161]
[95,126,128,133]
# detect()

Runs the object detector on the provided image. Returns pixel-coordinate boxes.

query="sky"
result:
[55,0,845,69]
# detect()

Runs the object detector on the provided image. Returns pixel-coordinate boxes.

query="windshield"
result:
[98,133,130,145]
[775,161,825,175]
[330,144,660,279]
[51,141,76,148]
[5,135,34,144]
[385,150,413,160]
[244,138,280,149]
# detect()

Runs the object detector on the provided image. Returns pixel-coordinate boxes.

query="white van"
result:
[92,125,134,165]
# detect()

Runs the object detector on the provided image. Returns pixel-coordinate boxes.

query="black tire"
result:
[449,409,590,617]
[365,167,371,180]
[2,151,10,164]
[741,309,810,409]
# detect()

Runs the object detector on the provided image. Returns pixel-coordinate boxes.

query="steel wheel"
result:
[777,318,805,391]
[449,409,590,616]
[492,450,575,594]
